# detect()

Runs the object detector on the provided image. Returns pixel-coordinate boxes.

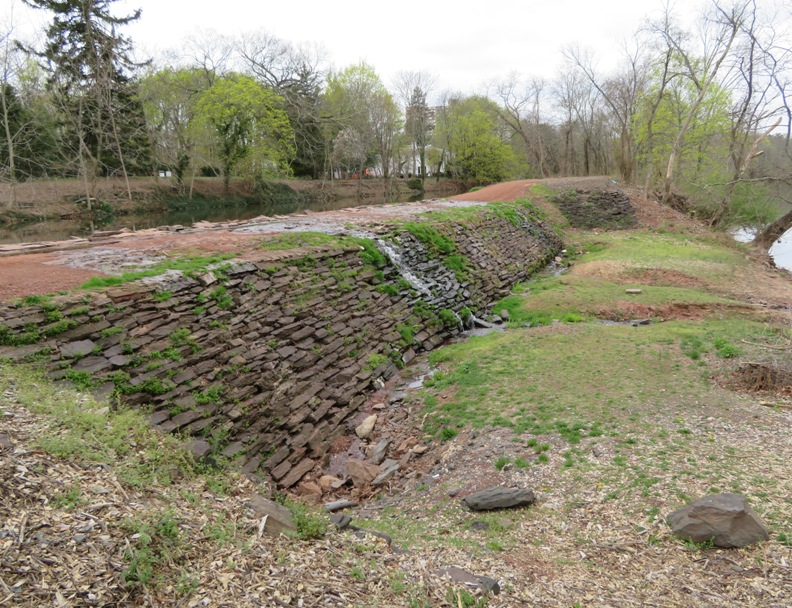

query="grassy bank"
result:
[1,188,791,606]
[351,224,792,605]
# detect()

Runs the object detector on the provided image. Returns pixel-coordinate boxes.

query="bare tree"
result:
[709,2,786,225]
[635,22,676,196]
[22,0,149,206]
[0,12,21,209]
[653,0,749,203]
[553,70,581,176]
[491,73,550,178]
[565,40,648,184]
[553,66,612,177]
[181,29,232,86]
[235,30,329,178]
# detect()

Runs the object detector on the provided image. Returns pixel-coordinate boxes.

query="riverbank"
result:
[1,178,790,607]
[0,176,464,227]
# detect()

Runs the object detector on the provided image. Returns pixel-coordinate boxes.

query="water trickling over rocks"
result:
[0,206,561,488]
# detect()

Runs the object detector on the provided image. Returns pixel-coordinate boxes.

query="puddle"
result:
[391,361,434,391]
[407,371,432,390]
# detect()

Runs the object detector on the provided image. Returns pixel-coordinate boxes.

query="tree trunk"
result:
[0,81,16,210]
[643,51,673,197]
[435,149,445,183]
[753,208,792,251]
[710,117,782,226]
[189,167,196,200]
[619,130,634,184]
[106,88,133,201]
[77,100,94,211]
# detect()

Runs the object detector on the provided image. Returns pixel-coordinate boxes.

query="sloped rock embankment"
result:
[0,206,561,488]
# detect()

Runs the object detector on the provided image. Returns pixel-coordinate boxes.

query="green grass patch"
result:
[260,231,388,270]
[497,275,734,326]
[575,231,747,280]
[2,364,198,488]
[364,353,388,372]
[259,232,346,251]
[419,318,767,443]
[402,221,456,256]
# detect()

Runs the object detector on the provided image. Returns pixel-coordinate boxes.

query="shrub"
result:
[407,178,423,190]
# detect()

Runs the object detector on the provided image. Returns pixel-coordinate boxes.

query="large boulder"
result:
[666,493,769,548]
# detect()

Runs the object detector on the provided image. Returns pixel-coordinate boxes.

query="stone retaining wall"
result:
[0,207,561,487]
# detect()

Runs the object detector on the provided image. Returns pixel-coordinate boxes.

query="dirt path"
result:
[0,197,493,300]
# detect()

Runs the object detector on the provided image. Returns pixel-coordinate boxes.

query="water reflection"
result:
[0,192,423,245]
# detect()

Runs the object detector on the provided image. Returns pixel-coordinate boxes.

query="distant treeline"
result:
[1,0,790,230]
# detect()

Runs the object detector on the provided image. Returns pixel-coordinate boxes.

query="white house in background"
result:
[363,145,446,179]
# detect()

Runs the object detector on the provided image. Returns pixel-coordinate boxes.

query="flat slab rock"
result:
[462,487,536,511]
[60,340,96,358]
[436,566,500,595]
[667,493,769,548]
[247,494,297,537]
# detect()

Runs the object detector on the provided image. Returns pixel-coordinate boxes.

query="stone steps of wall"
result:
[0,209,562,489]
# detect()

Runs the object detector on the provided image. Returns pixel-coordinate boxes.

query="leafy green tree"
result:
[635,75,732,193]
[370,89,402,179]
[139,67,210,193]
[236,31,328,178]
[493,74,553,178]
[438,96,516,186]
[193,75,294,194]
[324,63,400,178]
[652,1,746,204]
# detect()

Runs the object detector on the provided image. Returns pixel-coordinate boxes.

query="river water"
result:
[4,192,792,275]
[732,227,792,273]
[0,192,423,245]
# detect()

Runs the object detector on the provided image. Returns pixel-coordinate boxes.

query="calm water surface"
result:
[732,227,792,273]
[0,192,423,245]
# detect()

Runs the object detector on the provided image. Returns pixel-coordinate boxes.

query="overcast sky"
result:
[7,0,790,98]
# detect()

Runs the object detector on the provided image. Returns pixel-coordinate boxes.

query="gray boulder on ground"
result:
[370,439,390,464]
[372,459,400,486]
[666,493,769,548]
[187,439,212,462]
[462,487,536,511]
